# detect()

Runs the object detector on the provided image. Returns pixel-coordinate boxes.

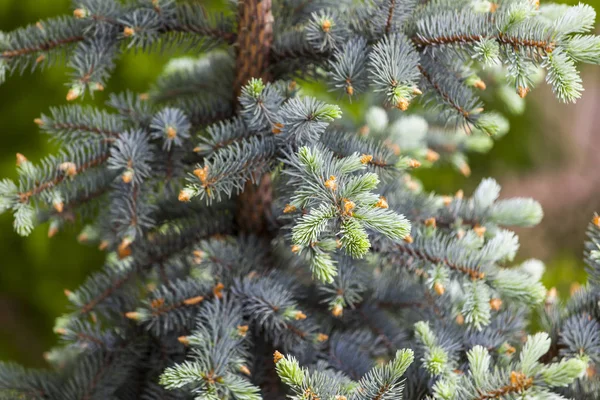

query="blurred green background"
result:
[1,0,599,367]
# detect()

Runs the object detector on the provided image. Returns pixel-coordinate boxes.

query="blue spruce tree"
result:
[1,0,600,398]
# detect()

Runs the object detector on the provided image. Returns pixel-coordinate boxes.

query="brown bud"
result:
[139,93,150,101]
[98,240,109,251]
[193,165,209,183]
[183,296,204,306]
[94,83,104,92]
[517,86,530,98]
[150,298,165,309]
[442,196,452,207]
[271,122,284,134]
[59,162,77,177]
[54,328,67,335]
[473,225,486,238]
[412,87,423,95]
[123,27,135,37]
[77,232,88,243]
[375,196,388,209]
[459,162,471,177]
[456,229,466,240]
[455,313,464,325]
[490,298,503,311]
[73,8,86,18]
[34,118,44,126]
[408,159,421,168]
[237,325,249,337]
[424,217,437,228]
[16,153,27,167]
[455,189,464,200]
[473,79,486,90]
[177,336,190,346]
[425,149,440,162]
[504,343,516,355]
[122,170,134,184]
[291,244,301,253]
[125,311,140,320]
[321,19,332,33]
[489,2,499,13]
[166,126,177,139]
[396,97,409,111]
[178,189,191,202]
[346,85,354,96]
[570,282,581,296]
[273,350,284,364]
[316,333,329,342]
[593,214,600,227]
[434,282,445,296]
[332,304,343,317]
[213,282,225,299]
[240,365,251,376]
[193,249,205,264]
[360,154,373,165]
[294,311,307,320]
[359,125,369,136]
[53,201,64,214]
[283,204,297,213]
[66,88,80,102]
[48,225,59,238]
[403,234,414,244]
[324,175,337,191]
[35,54,46,64]
[342,198,356,215]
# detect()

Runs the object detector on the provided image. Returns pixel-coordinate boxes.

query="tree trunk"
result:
[234,0,274,235]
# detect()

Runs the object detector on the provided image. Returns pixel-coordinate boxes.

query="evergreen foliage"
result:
[1,0,600,399]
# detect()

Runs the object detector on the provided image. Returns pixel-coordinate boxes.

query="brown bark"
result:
[233,0,275,235]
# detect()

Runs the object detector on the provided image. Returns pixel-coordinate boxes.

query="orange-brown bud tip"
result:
[66,89,80,102]
[403,234,414,244]
[424,217,437,228]
[426,149,440,162]
[324,175,337,191]
[434,282,445,296]
[166,126,177,139]
[490,298,503,311]
[455,313,464,325]
[73,8,86,18]
[473,225,487,238]
[16,153,27,166]
[396,98,410,111]
[34,118,44,126]
[240,365,252,376]
[408,159,421,168]
[375,196,388,209]
[283,204,297,214]
[237,324,249,337]
[473,79,487,90]
[213,282,225,299]
[183,296,204,306]
[360,154,373,165]
[291,244,301,254]
[123,27,135,37]
[177,336,190,346]
[321,19,332,32]
[593,214,600,227]
[48,225,59,238]
[316,333,329,342]
[294,311,307,320]
[125,311,140,320]
[517,86,530,98]
[332,304,343,317]
[273,350,284,364]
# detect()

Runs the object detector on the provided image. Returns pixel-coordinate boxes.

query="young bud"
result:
[125,311,140,320]
[455,313,464,325]
[316,333,329,342]
[490,2,499,12]
[359,125,369,136]
[517,86,530,98]
[240,365,251,376]
[66,86,82,102]
[360,154,373,164]
[54,328,67,335]
[178,188,194,202]
[139,93,150,101]
[593,214,600,227]
[412,87,423,95]
[375,196,388,209]
[166,126,177,139]
[150,298,165,309]
[35,54,46,64]
[324,175,337,191]
[59,162,77,177]
[34,118,44,126]
[16,153,27,167]
[396,97,409,111]
[473,225,486,238]
[48,224,59,238]
[321,19,332,32]
[237,325,249,337]
[294,311,307,320]
[272,122,284,134]
[183,296,204,306]
[403,234,414,244]
[424,218,436,228]
[342,198,355,215]
[193,165,209,183]
[213,282,224,299]
[346,85,354,96]
[53,200,64,214]
[425,149,440,162]
[123,27,135,37]
[570,282,581,296]
[273,350,284,364]
[459,162,471,177]
[98,240,109,251]
[283,204,297,213]
[434,282,445,295]
[177,336,190,346]
[455,189,464,199]
[408,159,421,168]
[73,8,87,18]
[291,244,301,253]
[473,79,486,90]
[489,298,502,311]
[332,304,343,317]
[77,231,88,243]
[122,169,134,184]
[442,196,452,207]
[193,249,205,264]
